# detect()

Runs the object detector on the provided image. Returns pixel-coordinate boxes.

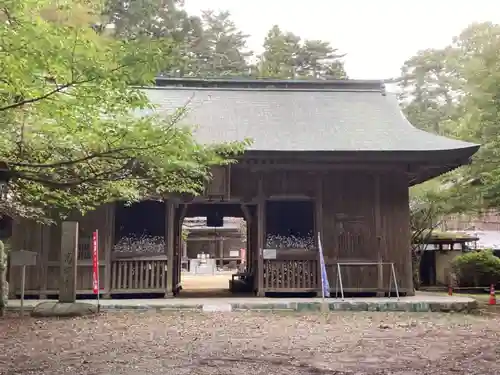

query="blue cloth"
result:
[318,235,330,298]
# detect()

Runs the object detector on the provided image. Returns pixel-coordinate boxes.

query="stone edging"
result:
[6,300,479,314]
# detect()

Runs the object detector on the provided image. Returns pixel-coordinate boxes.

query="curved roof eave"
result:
[141,80,481,160]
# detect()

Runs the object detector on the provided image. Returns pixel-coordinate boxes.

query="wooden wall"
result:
[230,166,413,294]
[321,170,412,294]
[9,204,114,296]
[10,163,413,297]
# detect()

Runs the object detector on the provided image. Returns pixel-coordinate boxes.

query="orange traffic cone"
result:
[488,284,496,305]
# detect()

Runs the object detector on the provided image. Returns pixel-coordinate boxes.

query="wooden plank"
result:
[155,261,161,289]
[139,259,144,290]
[134,260,139,288]
[117,261,123,289]
[111,262,117,290]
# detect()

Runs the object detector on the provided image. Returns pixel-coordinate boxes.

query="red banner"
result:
[92,230,99,294]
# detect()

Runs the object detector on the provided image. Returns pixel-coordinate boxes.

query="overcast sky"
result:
[184,0,500,80]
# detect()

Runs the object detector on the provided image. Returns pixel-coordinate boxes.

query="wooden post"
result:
[217,238,223,267]
[256,174,265,297]
[8,220,21,299]
[165,201,175,297]
[241,204,252,271]
[40,225,50,299]
[59,221,79,303]
[374,173,385,296]
[103,204,114,298]
[315,173,324,296]
[176,204,188,292]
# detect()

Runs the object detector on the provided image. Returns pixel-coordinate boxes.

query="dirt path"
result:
[1,312,499,375]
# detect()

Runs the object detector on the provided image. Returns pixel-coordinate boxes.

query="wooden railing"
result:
[77,236,92,260]
[262,249,319,292]
[110,256,167,293]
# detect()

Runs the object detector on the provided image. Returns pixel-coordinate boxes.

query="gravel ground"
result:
[1,311,500,375]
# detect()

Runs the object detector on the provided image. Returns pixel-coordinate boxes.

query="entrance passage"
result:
[178,203,252,298]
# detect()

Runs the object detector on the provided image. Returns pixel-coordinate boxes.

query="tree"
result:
[102,0,205,77]
[0,0,248,220]
[296,39,347,79]
[439,23,500,212]
[398,48,460,134]
[257,25,347,79]
[258,25,302,78]
[103,0,196,41]
[397,22,500,215]
[192,10,252,77]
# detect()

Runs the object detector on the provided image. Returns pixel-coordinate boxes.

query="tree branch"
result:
[0,63,133,112]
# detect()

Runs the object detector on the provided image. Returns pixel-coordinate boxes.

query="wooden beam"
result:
[186,236,231,242]
[235,160,408,172]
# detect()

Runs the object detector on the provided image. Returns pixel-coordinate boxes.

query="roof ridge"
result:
[153,77,384,93]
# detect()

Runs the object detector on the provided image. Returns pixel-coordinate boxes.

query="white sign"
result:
[10,250,37,266]
[229,250,240,257]
[262,249,277,260]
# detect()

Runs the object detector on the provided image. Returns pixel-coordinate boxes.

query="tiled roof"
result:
[141,78,479,154]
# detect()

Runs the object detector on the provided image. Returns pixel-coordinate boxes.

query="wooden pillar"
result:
[315,173,324,244]
[241,204,252,271]
[374,173,385,296]
[246,218,251,269]
[315,173,324,295]
[217,238,223,267]
[173,207,180,292]
[401,177,415,295]
[256,174,265,297]
[40,225,50,299]
[59,221,78,303]
[176,204,187,292]
[165,201,175,297]
[8,219,21,298]
[103,204,114,298]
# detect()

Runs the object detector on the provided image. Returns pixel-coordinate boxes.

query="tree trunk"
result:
[0,241,7,317]
[411,249,422,291]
